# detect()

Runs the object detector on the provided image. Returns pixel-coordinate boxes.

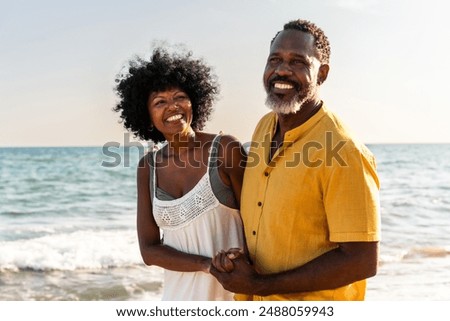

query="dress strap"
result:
[208,134,222,170]
[149,142,168,201]
[151,150,157,201]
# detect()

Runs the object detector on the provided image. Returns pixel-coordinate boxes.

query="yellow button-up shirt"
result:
[237,104,380,301]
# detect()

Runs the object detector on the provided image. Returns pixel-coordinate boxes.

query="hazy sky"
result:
[1,0,449,146]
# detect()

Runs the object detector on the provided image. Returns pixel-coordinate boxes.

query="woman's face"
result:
[147,87,193,138]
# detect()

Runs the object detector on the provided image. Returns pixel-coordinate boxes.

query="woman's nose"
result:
[167,99,180,110]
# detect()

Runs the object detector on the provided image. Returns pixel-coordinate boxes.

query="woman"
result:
[114,47,246,300]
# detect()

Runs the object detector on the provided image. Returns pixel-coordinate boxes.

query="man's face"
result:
[263,29,323,114]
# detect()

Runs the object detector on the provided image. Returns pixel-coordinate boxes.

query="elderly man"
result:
[211,19,380,301]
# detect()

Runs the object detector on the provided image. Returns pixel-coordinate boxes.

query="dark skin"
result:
[210,29,378,296]
[137,87,246,274]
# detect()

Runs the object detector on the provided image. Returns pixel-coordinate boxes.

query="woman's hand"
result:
[212,248,244,272]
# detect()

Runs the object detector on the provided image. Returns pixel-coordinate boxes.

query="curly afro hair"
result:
[114,47,219,143]
[271,19,331,64]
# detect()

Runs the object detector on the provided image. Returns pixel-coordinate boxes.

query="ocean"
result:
[0,143,449,301]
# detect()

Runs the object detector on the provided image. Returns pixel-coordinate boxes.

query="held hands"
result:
[210,248,261,295]
[212,248,244,272]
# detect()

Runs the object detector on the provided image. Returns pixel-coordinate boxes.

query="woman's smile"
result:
[165,113,184,122]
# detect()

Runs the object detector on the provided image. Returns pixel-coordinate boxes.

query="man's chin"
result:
[265,96,302,115]
[272,105,302,115]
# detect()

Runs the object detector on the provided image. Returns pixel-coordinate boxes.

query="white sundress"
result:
[151,136,245,300]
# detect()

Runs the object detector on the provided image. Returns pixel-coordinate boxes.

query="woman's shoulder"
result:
[218,133,244,152]
[137,151,154,175]
[212,133,246,169]
[198,132,243,149]
[195,132,216,143]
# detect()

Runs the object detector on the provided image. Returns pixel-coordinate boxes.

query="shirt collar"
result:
[270,103,327,143]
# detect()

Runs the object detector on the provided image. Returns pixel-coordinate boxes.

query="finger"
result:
[212,252,228,273]
[230,254,251,269]
[220,251,230,270]
[222,256,234,272]
[227,248,244,260]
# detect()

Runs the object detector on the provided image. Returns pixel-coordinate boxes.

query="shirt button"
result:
[257,201,262,206]
[252,231,256,235]
[264,172,269,177]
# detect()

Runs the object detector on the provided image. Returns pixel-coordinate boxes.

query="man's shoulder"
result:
[257,111,276,124]
[320,104,375,158]
[253,112,276,136]
[320,105,357,141]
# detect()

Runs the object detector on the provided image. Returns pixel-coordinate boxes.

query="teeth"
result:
[166,114,183,122]
[274,83,293,90]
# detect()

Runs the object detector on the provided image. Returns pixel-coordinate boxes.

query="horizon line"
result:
[1,142,450,148]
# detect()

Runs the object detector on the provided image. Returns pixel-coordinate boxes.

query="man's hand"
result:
[210,248,260,294]
[211,248,244,272]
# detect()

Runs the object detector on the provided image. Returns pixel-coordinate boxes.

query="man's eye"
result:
[269,57,281,64]
[292,59,305,65]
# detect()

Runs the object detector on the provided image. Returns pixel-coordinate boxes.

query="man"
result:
[210,19,380,301]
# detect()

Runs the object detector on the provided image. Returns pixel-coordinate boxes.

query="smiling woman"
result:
[113,46,247,301]
[114,47,219,144]
[147,88,193,140]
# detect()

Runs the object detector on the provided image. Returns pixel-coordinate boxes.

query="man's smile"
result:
[273,82,294,90]
[269,78,300,93]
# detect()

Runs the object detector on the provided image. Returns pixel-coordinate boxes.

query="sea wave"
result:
[0,229,142,272]
[403,246,450,259]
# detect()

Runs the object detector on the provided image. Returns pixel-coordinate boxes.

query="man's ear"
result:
[317,64,330,85]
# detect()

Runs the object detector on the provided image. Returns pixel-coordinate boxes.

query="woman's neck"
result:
[165,129,199,156]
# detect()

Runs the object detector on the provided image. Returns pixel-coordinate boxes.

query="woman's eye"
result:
[175,95,188,102]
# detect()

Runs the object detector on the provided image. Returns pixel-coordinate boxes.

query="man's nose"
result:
[275,62,293,76]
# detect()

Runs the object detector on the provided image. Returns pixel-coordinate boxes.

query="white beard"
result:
[265,96,303,114]
[265,84,315,115]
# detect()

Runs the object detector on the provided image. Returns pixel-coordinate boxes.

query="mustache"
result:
[269,76,300,91]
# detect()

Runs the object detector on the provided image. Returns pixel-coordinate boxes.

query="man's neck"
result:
[276,99,323,137]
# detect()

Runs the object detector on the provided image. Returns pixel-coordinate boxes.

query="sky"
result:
[1,0,449,147]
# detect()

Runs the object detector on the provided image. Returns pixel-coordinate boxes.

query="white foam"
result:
[0,229,142,271]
